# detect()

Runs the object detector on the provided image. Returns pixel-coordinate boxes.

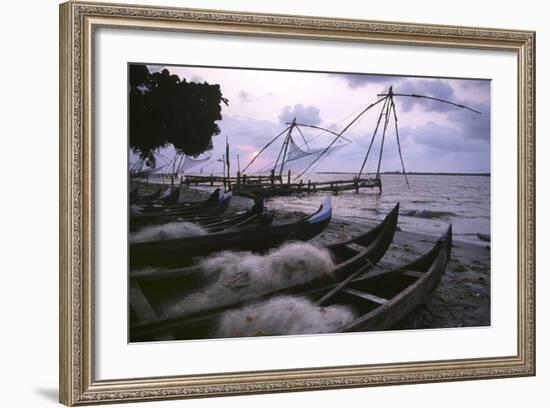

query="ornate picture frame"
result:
[59,1,535,405]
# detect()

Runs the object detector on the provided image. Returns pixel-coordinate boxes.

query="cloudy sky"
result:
[145,64,491,175]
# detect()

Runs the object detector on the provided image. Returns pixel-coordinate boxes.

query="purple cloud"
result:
[447,102,490,140]
[333,73,399,89]
[459,79,491,91]
[401,122,489,153]
[393,79,457,113]
[220,114,282,148]
[279,104,322,125]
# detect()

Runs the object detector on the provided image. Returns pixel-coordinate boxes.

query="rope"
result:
[357,97,389,179]
[389,98,410,188]
[295,96,389,180]
[378,93,482,115]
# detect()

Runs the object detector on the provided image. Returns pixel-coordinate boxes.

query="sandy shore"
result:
[132,183,491,329]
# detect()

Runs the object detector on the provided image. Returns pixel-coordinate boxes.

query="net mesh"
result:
[129,148,211,177]
[178,155,210,172]
[263,135,348,175]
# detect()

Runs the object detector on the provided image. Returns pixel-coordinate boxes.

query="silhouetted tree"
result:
[129,64,228,167]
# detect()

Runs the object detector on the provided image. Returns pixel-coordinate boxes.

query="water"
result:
[267,173,490,245]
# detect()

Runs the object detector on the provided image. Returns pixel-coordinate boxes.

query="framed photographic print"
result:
[59,1,536,405]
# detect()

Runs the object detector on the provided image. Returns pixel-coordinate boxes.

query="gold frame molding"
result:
[59,1,536,405]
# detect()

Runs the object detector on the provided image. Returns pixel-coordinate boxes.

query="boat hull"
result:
[130,197,332,268]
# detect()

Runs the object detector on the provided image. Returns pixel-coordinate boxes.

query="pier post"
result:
[287,170,291,185]
[270,169,275,186]
[308,180,311,191]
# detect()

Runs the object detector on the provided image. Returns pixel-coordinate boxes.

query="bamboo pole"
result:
[222,155,226,189]
[376,88,394,178]
[357,96,390,179]
[277,118,295,178]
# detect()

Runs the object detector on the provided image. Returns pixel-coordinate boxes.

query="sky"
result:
[143,64,491,175]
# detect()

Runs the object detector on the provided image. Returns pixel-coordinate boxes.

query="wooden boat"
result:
[157,186,180,204]
[132,194,261,232]
[216,224,450,337]
[323,225,452,332]
[196,198,269,232]
[205,212,274,233]
[132,186,188,205]
[131,187,163,204]
[129,203,400,341]
[135,188,221,213]
[130,190,232,228]
[133,199,272,238]
[163,225,451,338]
[130,187,139,200]
[130,196,334,268]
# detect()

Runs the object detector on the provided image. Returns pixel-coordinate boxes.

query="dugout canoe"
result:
[130,196,334,268]
[131,197,266,236]
[129,203,400,341]
[130,190,232,228]
[321,225,452,332]
[133,188,221,213]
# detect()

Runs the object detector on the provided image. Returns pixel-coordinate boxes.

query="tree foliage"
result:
[129,64,228,167]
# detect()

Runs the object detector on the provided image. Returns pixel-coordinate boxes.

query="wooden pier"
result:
[182,170,381,197]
